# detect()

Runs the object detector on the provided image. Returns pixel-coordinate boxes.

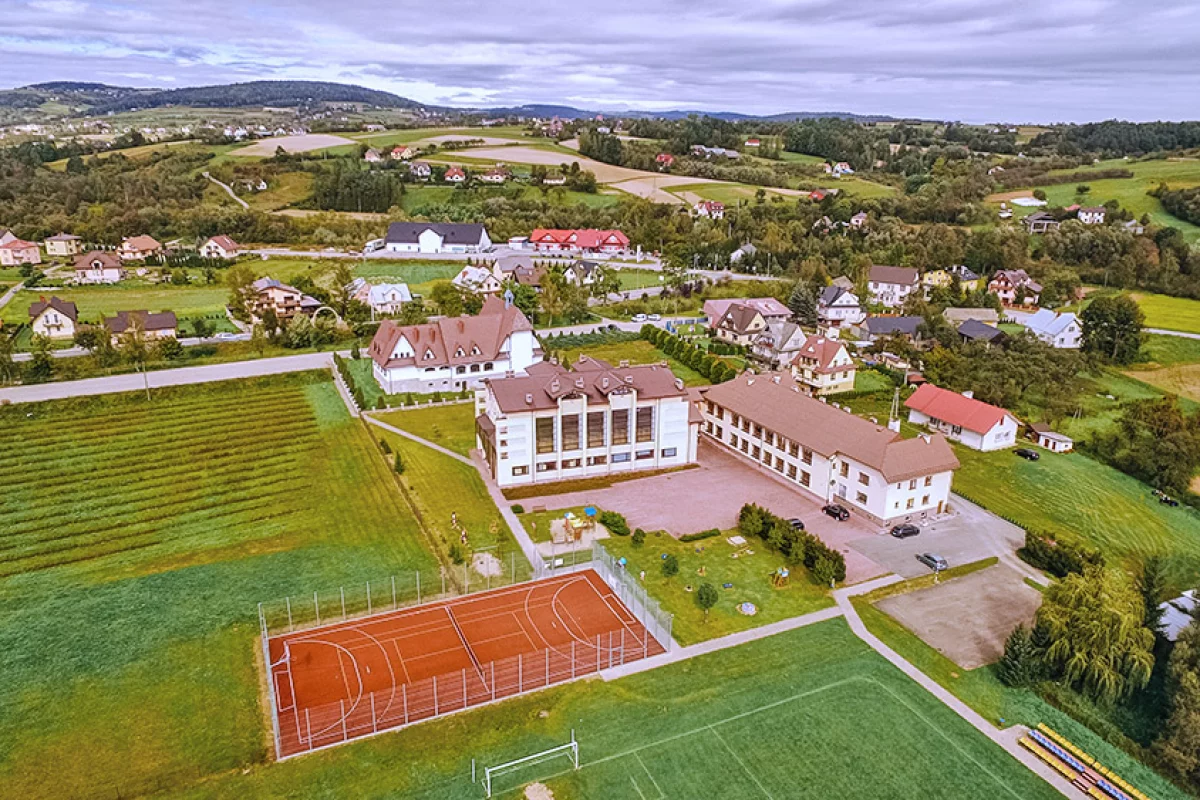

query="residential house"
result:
[444,166,467,183]
[542,173,566,186]
[745,138,761,147]
[1028,422,1073,453]
[832,162,854,177]
[44,233,82,258]
[369,295,540,394]
[1121,219,1145,235]
[200,235,241,259]
[528,229,629,254]
[713,304,769,346]
[118,235,163,262]
[363,148,383,163]
[1023,212,1060,234]
[693,200,726,219]
[703,298,789,329]
[1078,206,1106,225]
[702,373,959,525]
[0,229,16,246]
[102,310,178,345]
[1023,308,1082,349]
[862,316,923,344]
[390,146,415,160]
[923,265,980,293]
[942,307,999,327]
[28,296,78,340]
[250,277,321,322]
[729,242,757,264]
[820,163,833,175]
[452,264,504,295]
[905,384,1020,451]
[384,222,492,254]
[988,269,1041,306]
[563,260,604,287]
[751,319,808,369]
[849,212,868,229]
[867,265,919,309]
[409,161,433,180]
[790,335,857,395]
[817,285,867,328]
[0,239,41,266]
[690,145,739,159]
[494,256,548,290]
[957,319,1006,346]
[476,356,699,487]
[350,281,412,314]
[480,167,510,184]
[73,251,125,284]
[655,153,675,170]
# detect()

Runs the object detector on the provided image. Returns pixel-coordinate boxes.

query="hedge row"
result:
[737,503,847,584]
[332,352,366,409]
[640,325,739,383]
[1017,529,1104,578]
[679,528,721,543]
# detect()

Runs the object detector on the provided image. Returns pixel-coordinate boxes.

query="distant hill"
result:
[0,82,145,110]
[480,103,895,123]
[86,80,429,113]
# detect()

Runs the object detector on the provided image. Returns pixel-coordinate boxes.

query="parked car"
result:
[632,313,648,322]
[647,314,662,321]
[890,524,920,539]
[822,503,850,521]
[1014,448,1040,461]
[787,518,805,531]
[917,553,949,572]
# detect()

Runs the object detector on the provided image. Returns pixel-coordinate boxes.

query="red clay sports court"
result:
[266,569,665,757]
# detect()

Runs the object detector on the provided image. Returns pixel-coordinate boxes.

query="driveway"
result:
[514,440,888,584]
[875,564,1043,668]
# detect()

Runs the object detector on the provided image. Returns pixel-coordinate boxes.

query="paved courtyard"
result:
[875,563,1042,669]
[515,441,888,584]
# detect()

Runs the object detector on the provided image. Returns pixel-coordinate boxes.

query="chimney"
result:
[624,375,634,384]
[961,390,974,399]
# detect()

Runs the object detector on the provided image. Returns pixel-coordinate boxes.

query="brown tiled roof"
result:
[103,310,178,334]
[28,296,78,322]
[792,334,850,374]
[205,235,240,252]
[485,355,687,414]
[369,295,533,370]
[868,265,919,286]
[122,234,162,252]
[74,251,122,270]
[702,372,959,482]
[703,297,789,322]
[718,304,764,335]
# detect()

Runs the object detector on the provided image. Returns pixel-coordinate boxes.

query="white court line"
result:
[390,640,412,685]
[707,724,775,800]
[347,625,398,720]
[293,637,365,740]
[634,753,665,800]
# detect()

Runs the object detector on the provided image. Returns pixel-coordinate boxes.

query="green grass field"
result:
[1139,333,1200,367]
[0,373,438,799]
[952,447,1200,574]
[603,531,833,645]
[1,282,232,329]
[1130,291,1200,334]
[167,619,1062,799]
[374,402,477,457]
[558,339,708,387]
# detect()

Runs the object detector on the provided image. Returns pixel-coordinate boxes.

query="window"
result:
[858,472,870,486]
[753,424,763,438]
[951,424,963,436]
[787,464,797,479]
[906,498,914,509]
[662,447,677,458]
[636,407,654,443]
[802,448,813,465]
[705,421,713,435]
[636,449,654,460]
[587,455,607,466]
[484,362,493,371]
[611,409,630,445]
[922,495,930,506]
[741,419,750,433]
[715,425,723,439]
[856,492,868,505]
[840,462,849,478]
[774,457,784,472]
[536,461,557,473]
[562,414,580,451]
[740,439,749,454]
[512,466,528,476]
[908,479,917,490]
[764,432,774,447]
[752,446,761,460]
[612,452,631,463]
[470,364,480,373]
[536,417,556,454]
[761,449,771,464]
[800,470,810,487]
[788,442,799,458]
[562,458,581,469]
[587,411,606,448]
[924,476,933,487]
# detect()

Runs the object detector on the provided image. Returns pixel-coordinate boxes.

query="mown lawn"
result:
[853,368,896,393]
[0,373,438,800]
[603,531,833,645]
[374,401,478,457]
[1131,291,1200,334]
[0,282,232,330]
[557,338,708,387]
[1138,333,1200,367]
[168,619,1062,799]
[952,447,1200,575]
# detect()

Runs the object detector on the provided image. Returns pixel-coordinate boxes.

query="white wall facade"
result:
[907,409,1018,451]
[374,329,538,395]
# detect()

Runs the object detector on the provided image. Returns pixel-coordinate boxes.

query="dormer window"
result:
[423,349,436,360]
[455,346,465,357]
[471,345,481,356]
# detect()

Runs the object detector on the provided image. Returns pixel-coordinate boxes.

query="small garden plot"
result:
[372,401,477,456]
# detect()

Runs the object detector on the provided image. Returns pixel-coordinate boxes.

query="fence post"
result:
[434,676,439,716]
[491,661,496,701]
[340,699,348,741]
[306,708,313,752]
[367,580,372,615]
[545,648,550,687]
[519,652,523,693]
[596,634,601,672]
[572,641,576,679]
[393,575,398,609]
[371,692,377,733]
[286,597,293,632]
[314,591,320,625]
[403,683,409,725]
[340,587,346,619]
[416,571,421,605]
[511,552,515,584]
[462,668,467,709]
[464,562,469,593]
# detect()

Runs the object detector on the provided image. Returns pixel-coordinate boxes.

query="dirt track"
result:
[231,134,355,156]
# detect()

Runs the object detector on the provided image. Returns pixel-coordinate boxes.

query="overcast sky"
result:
[4,0,1200,123]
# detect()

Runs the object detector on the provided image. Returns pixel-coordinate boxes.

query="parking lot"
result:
[875,563,1043,668]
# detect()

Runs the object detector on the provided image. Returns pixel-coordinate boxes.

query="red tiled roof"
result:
[0,239,37,250]
[528,229,629,249]
[792,334,848,373]
[369,295,533,370]
[205,235,240,252]
[904,383,1015,434]
[121,234,162,252]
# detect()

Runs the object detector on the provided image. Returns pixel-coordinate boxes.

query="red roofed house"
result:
[745,138,761,147]
[790,335,856,395]
[905,383,1020,451]
[0,238,42,267]
[200,235,241,259]
[655,153,675,170]
[528,229,629,255]
[444,166,467,183]
[475,355,699,487]
[703,297,789,330]
[988,269,1042,306]
[368,295,541,394]
[118,235,163,262]
[693,200,725,220]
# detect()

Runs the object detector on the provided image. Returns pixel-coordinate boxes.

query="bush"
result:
[632,528,646,547]
[379,438,391,454]
[394,452,405,475]
[737,503,846,584]
[662,553,680,578]
[511,504,525,514]
[375,395,388,410]
[449,542,465,565]
[598,510,630,536]
[1018,530,1103,578]
[679,528,721,543]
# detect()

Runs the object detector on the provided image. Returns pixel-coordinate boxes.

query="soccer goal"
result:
[480,731,579,797]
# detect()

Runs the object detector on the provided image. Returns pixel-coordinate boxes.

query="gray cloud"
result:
[4,0,1200,122]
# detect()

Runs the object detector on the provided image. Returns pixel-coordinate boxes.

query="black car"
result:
[890,524,920,539]
[1015,448,1040,461]
[822,504,850,521]
[787,518,805,531]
